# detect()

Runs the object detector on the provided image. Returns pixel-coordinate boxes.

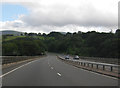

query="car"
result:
[65,55,69,59]
[73,55,79,60]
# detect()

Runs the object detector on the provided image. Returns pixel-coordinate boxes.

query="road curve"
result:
[2,53,118,86]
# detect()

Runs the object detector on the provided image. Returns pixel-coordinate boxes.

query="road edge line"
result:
[0,59,38,78]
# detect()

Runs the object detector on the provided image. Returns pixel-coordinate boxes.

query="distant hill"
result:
[0,30,24,36]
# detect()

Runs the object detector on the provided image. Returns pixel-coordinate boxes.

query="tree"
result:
[24,32,28,36]
[2,42,18,56]
[38,33,41,36]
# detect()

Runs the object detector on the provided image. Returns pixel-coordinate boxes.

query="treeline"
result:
[2,29,120,58]
[2,37,46,56]
[45,30,119,58]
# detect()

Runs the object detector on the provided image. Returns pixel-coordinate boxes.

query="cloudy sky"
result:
[0,0,119,33]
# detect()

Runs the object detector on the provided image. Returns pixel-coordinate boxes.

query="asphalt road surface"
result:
[2,53,118,86]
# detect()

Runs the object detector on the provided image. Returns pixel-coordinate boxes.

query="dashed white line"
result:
[51,67,54,69]
[48,60,51,67]
[0,60,38,78]
[57,73,62,76]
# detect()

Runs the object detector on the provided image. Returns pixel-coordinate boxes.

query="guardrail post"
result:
[77,62,79,64]
[84,63,85,66]
[110,66,113,72]
[81,62,83,66]
[96,64,98,69]
[91,64,93,68]
[87,63,89,67]
[103,65,105,70]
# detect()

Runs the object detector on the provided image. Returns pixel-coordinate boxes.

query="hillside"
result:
[0,30,24,36]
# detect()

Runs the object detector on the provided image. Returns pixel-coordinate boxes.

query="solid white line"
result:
[0,60,38,78]
[57,73,62,76]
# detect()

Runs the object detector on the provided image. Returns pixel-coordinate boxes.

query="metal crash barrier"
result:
[57,56,120,74]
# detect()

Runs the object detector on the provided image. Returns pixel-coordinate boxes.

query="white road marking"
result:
[48,60,51,67]
[57,73,62,76]
[48,62,51,67]
[0,60,38,78]
[51,67,54,69]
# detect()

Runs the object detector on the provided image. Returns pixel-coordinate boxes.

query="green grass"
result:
[3,36,26,41]
[2,35,55,42]
[30,36,45,40]
[45,37,55,40]
[29,36,55,40]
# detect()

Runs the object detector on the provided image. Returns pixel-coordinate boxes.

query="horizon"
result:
[0,29,117,34]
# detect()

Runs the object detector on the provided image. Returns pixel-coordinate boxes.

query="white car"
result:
[65,55,69,59]
[73,55,79,60]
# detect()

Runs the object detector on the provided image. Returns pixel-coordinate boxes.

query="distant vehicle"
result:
[73,55,79,60]
[65,55,69,59]
[41,53,44,55]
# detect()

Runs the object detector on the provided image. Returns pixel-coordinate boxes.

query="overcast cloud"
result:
[0,0,119,33]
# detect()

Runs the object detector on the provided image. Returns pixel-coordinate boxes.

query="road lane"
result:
[48,54,118,86]
[2,56,73,86]
[2,53,118,86]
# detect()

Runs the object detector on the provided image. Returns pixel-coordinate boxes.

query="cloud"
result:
[19,0,117,27]
[1,0,119,33]
[0,20,117,33]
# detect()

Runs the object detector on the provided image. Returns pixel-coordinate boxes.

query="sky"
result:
[2,3,29,21]
[0,0,119,33]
